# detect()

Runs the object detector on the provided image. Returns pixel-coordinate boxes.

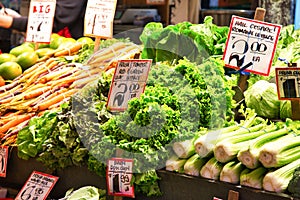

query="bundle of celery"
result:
[173,139,196,159]
[240,167,268,189]
[183,154,208,176]
[200,157,224,180]
[220,160,245,184]
[238,119,300,169]
[263,159,300,193]
[165,155,187,173]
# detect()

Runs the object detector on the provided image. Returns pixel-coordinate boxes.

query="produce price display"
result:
[1,14,300,200]
[0,146,8,178]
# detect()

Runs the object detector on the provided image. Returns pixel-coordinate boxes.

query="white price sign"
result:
[15,171,59,200]
[223,16,281,76]
[276,67,300,100]
[107,158,134,198]
[26,0,56,43]
[107,59,152,111]
[84,0,117,38]
[0,146,8,178]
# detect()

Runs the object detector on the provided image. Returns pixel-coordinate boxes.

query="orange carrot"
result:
[0,113,35,134]
[24,86,52,100]
[54,43,83,57]
[35,89,78,111]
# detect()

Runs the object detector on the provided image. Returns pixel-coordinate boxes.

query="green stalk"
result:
[237,127,292,169]
[173,139,195,159]
[183,153,208,176]
[263,159,300,193]
[240,167,268,189]
[200,157,224,180]
[213,123,270,163]
[165,155,187,173]
[259,135,300,168]
[220,160,245,184]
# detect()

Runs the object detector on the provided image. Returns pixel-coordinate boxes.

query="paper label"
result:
[107,59,152,111]
[276,67,300,100]
[26,0,56,43]
[223,15,281,76]
[84,0,117,38]
[15,171,59,200]
[146,0,165,5]
[107,158,134,198]
[0,146,8,178]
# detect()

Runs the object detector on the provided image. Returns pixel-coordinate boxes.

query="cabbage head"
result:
[280,100,292,120]
[244,80,280,119]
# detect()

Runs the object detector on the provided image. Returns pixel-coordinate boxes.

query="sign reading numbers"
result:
[84,0,117,38]
[0,146,8,178]
[107,158,134,198]
[26,0,56,43]
[15,171,59,200]
[107,59,152,111]
[276,67,300,100]
[223,15,281,76]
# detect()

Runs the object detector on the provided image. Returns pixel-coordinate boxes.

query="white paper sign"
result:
[15,171,59,200]
[84,0,117,38]
[276,67,300,100]
[107,59,152,111]
[0,146,8,178]
[107,158,134,198]
[26,0,56,43]
[223,16,281,76]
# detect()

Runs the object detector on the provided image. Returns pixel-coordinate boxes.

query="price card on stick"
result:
[107,59,152,111]
[0,146,8,178]
[26,0,56,43]
[84,0,117,38]
[15,171,59,200]
[275,67,300,100]
[107,158,134,198]
[223,15,281,76]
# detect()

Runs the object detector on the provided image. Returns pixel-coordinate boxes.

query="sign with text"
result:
[0,146,8,178]
[26,0,56,43]
[84,0,117,38]
[107,59,152,111]
[107,158,134,198]
[276,67,300,100]
[15,171,59,200]
[223,16,281,76]
[146,0,165,5]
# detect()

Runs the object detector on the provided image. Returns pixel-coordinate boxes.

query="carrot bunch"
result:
[0,41,142,146]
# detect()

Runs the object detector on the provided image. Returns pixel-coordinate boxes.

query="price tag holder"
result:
[84,0,117,39]
[146,0,165,5]
[0,146,8,178]
[223,15,281,76]
[15,171,59,200]
[26,0,56,43]
[107,59,152,111]
[275,67,300,100]
[107,158,134,198]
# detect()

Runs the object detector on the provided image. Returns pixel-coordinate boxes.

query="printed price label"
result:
[107,59,152,111]
[26,0,56,43]
[213,198,223,200]
[223,16,281,76]
[84,0,117,38]
[107,158,134,198]
[276,67,300,100]
[0,146,8,178]
[15,171,59,200]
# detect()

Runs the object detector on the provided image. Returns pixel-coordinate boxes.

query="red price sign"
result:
[84,0,117,38]
[107,59,152,111]
[26,0,56,43]
[107,158,134,198]
[15,171,59,200]
[223,16,281,76]
[0,146,8,178]
[276,67,300,100]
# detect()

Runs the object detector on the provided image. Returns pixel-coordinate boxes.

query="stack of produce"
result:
[167,108,300,194]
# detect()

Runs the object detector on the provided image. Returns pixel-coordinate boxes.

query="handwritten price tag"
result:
[107,158,134,198]
[84,0,117,38]
[223,16,281,76]
[276,67,300,100]
[0,146,8,178]
[107,59,152,111]
[15,171,59,200]
[26,0,56,43]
